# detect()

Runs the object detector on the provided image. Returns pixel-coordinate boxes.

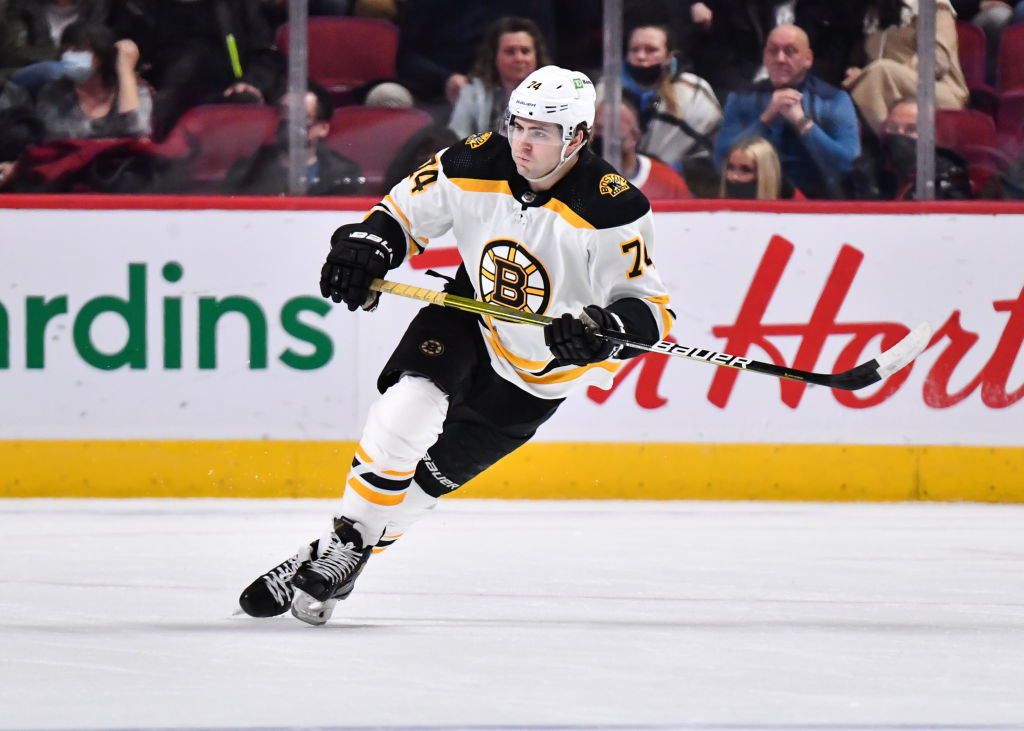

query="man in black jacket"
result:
[223,80,365,196]
[110,0,284,139]
[845,98,972,200]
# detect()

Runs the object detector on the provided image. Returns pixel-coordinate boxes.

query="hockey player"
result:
[239,65,675,625]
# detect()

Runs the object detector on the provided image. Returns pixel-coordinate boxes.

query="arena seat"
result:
[325,106,434,194]
[996,89,1024,159]
[955,20,996,114]
[274,17,399,106]
[997,23,1024,93]
[156,105,278,192]
[935,108,1007,195]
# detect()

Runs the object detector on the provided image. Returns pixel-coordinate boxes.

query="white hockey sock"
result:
[339,375,448,543]
[375,480,440,552]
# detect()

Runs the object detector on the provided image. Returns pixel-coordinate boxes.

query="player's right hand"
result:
[320,224,394,311]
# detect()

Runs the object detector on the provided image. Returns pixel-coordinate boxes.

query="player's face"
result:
[509,117,566,178]
[495,31,537,89]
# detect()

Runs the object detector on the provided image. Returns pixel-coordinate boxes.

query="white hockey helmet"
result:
[505,65,597,145]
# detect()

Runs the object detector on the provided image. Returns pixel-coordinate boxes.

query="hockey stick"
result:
[369,278,933,391]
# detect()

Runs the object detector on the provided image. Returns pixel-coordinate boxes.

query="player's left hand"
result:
[544,305,622,366]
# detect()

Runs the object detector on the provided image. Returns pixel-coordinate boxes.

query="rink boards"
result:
[0,196,1022,501]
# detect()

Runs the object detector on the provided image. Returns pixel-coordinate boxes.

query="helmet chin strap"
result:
[520,138,584,185]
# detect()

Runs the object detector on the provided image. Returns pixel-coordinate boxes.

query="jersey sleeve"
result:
[589,210,675,349]
[368,147,457,267]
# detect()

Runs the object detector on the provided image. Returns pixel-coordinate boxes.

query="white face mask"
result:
[61,50,95,85]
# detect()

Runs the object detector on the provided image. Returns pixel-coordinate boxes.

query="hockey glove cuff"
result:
[544,304,624,366]
[321,224,395,311]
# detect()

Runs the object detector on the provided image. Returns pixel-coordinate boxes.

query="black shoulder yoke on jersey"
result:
[440,132,651,230]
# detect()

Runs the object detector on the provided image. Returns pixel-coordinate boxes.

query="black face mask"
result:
[882,134,917,177]
[626,61,664,86]
[724,179,758,199]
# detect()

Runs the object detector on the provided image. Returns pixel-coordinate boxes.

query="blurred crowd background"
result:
[2,0,1024,201]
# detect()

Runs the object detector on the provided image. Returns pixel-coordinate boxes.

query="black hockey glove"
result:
[544,305,624,366]
[320,223,395,311]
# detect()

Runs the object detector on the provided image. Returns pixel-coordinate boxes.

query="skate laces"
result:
[309,534,364,585]
[261,556,300,605]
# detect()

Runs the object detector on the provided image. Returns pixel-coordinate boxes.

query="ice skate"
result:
[291,516,373,626]
[238,539,320,617]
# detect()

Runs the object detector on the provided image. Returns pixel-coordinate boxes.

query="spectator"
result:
[592,96,692,200]
[713,24,861,199]
[223,80,365,196]
[0,96,44,193]
[0,0,112,81]
[382,123,459,190]
[109,0,284,140]
[843,0,968,136]
[448,16,549,139]
[845,97,972,199]
[718,135,794,199]
[609,22,721,184]
[393,0,555,118]
[688,0,868,97]
[0,76,32,110]
[35,21,151,140]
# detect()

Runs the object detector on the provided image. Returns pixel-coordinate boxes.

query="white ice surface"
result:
[2,499,1024,731]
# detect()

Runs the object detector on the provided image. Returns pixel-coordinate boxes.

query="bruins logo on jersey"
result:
[599,174,630,197]
[465,131,492,149]
[479,239,550,314]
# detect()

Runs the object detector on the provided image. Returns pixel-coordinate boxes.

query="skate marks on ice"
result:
[2,499,1024,731]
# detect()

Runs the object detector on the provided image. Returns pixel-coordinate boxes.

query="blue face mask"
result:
[61,50,95,85]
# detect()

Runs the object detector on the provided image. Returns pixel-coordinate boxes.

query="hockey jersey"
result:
[370,131,674,400]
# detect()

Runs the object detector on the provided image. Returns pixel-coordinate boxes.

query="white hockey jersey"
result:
[372,131,674,400]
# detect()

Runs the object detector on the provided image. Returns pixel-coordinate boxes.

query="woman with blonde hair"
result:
[719,136,787,199]
[448,16,550,138]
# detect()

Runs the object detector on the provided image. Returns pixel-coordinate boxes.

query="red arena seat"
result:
[325,106,434,194]
[275,17,399,106]
[997,23,1024,93]
[156,105,278,192]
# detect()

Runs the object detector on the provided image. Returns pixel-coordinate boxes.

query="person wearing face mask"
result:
[222,80,366,196]
[844,98,971,200]
[34,20,150,140]
[601,23,721,182]
[1,0,112,93]
[718,135,800,199]
[448,16,550,139]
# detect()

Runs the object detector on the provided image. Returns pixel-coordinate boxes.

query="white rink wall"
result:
[0,197,1021,500]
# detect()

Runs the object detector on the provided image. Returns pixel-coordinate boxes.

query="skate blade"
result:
[290,588,338,626]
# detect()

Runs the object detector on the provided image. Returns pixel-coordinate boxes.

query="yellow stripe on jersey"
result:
[347,476,406,506]
[482,324,620,385]
[482,317,551,371]
[449,178,513,196]
[543,198,594,230]
[646,294,674,335]
[382,196,428,253]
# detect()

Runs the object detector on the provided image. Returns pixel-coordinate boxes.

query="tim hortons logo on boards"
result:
[588,234,1024,410]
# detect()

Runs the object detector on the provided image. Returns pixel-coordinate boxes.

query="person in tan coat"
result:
[843,0,968,135]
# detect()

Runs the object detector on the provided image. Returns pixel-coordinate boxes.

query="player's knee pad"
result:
[360,374,449,469]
